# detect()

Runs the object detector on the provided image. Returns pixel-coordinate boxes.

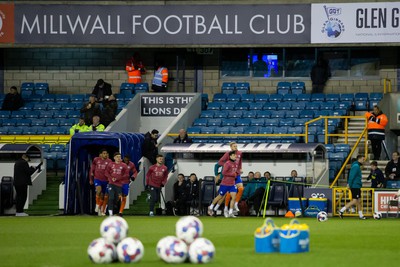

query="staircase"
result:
[334,113,389,187]
[124,193,149,216]
[27,175,62,216]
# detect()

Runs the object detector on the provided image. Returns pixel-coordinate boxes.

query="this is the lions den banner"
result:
[3,4,310,44]
[141,94,193,117]
[311,2,400,43]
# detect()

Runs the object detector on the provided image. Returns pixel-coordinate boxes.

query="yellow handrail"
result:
[383,78,392,94]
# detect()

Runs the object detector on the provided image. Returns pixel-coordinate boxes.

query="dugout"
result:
[63,132,144,215]
[161,143,328,187]
[0,144,44,215]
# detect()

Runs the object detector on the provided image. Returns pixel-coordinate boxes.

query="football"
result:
[188,237,215,264]
[116,237,144,263]
[373,212,382,220]
[100,216,129,244]
[176,215,204,244]
[157,236,188,263]
[317,211,328,222]
[87,237,116,264]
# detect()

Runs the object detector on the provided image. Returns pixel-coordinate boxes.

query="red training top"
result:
[105,162,129,187]
[221,160,239,186]
[146,164,168,188]
[90,157,112,183]
[218,150,242,170]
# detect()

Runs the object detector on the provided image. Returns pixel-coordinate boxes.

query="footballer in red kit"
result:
[145,154,168,216]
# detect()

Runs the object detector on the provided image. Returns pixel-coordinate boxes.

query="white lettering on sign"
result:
[141,95,194,117]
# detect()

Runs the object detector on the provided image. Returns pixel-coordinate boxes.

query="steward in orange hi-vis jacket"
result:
[365,105,388,160]
[125,55,146,84]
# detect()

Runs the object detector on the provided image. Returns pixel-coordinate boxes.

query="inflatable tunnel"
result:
[64,132,144,215]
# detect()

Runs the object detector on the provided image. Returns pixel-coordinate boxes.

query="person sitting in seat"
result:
[2,86,23,111]
[69,117,89,135]
[173,173,187,215]
[89,115,105,132]
[241,171,267,216]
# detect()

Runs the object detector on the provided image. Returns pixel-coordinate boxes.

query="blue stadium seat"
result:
[213,93,227,102]
[291,81,305,92]
[293,118,308,127]
[264,118,279,127]
[335,101,352,110]
[54,94,71,103]
[59,118,75,127]
[250,118,265,126]
[50,144,66,152]
[277,81,291,89]
[269,94,284,102]
[235,88,249,95]
[28,94,42,102]
[0,127,8,134]
[242,110,257,118]
[193,118,208,127]
[21,82,35,90]
[291,102,306,110]
[70,94,85,103]
[200,126,216,134]
[62,103,78,111]
[134,83,149,90]
[257,110,272,118]
[207,118,222,126]
[45,118,59,126]
[56,152,67,170]
[200,110,215,118]
[340,93,354,102]
[236,118,251,126]
[15,119,32,127]
[263,102,278,110]
[33,103,48,110]
[227,110,243,118]
[214,110,228,118]
[311,93,325,102]
[3,118,17,126]
[297,93,311,102]
[279,118,294,127]
[0,110,11,119]
[230,126,245,134]
[354,93,369,110]
[270,110,286,119]
[214,126,230,134]
[285,110,300,118]
[47,103,63,110]
[234,102,249,110]
[207,102,221,110]
[325,94,340,102]
[221,88,234,95]
[236,82,250,91]
[187,127,201,134]
[219,102,235,110]
[8,126,24,135]
[254,94,269,102]
[222,82,235,88]
[332,109,347,116]
[11,110,26,118]
[30,119,46,127]
[240,94,255,103]
[35,88,49,96]
[335,144,350,154]
[291,87,305,95]
[39,110,54,118]
[19,103,34,111]
[45,152,58,170]
[248,102,264,110]
[21,90,33,99]
[53,111,70,119]
[314,110,330,117]
[319,102,335,110]
[282,94,297,102]
[221,118,237,127]
[300,110,314,118]
[305,102,321,110]
[369,92,383,101]
[227,94,241,103]
[36,127,52,135]
[277,102,292,110]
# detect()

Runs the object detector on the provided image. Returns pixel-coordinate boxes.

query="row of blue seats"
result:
[21,82,50,97]
[16,93,133,103]
[187,125,335,135]
[44,151,67,170]
[200,109,348,119]
[0,118,76,127]
[0,126,70,135]
[0,110,82,119]
[213,92,383,103]
[194,117,340,128]
[39,144,67,152]
[207,101,352,111]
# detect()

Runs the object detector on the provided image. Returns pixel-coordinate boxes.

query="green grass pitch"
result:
[0,216,398,267]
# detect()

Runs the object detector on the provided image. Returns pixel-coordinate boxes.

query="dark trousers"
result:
[370,139,382,160]
[174,197,187,215]
[149,186,161,212]
[312,84,325,94]
[248,187,265,214]
[107,184,122,213]
[152,84,167,92]
[14,185,28,213]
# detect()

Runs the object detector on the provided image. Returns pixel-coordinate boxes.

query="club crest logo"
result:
[320,6,345,39]
[0,10,5,37]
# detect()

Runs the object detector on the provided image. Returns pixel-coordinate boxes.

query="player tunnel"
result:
[64,132,144,215]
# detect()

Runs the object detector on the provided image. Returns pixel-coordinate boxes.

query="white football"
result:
[176,216,204,244]
[317,211,328,222]
[116,237,144,263]
[157,236,188,263]
[87,237,116,264]
[373,212,382,220]
[188,237,215,264]
[100,216,129,244]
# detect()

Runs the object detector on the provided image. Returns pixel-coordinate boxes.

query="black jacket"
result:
[80,101,101,125]
[13,159,36,186]
[92,82,112,100]
[173,134,192,144]
[142,132,158,164]
[174,180,187,201]
[385,160,400,179]
[185,180,199,201]
[2,93,23,111]
[101,99,118,127]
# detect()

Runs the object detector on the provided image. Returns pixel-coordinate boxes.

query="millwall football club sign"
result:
[311,3,400,43]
